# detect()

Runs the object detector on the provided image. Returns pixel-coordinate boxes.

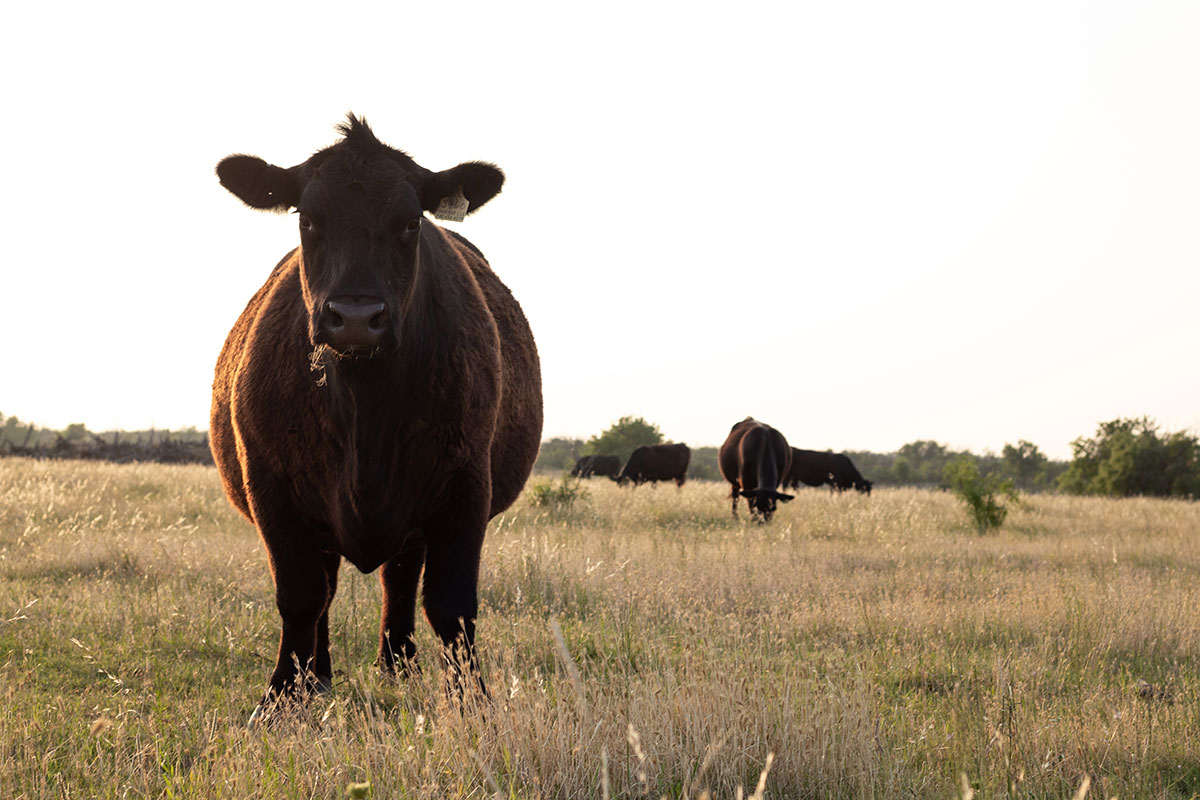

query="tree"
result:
[583,416,663,464]
[896,440,955,485]
[532,437,584,474]
[63,423,91,443]
[1001,439,1048,491]
[1058,417,1200,498]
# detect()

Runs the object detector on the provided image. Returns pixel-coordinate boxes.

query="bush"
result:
[944,455,1018,533]
[527,476,588,510]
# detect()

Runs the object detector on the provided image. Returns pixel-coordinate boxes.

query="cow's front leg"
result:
[265,546,333,698]
[421,482,490,700]
[312,551,341,692]
[378,544,426,674]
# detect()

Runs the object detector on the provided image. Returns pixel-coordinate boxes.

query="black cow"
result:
[611,443,690,487]
[831,453,872,494]
[570,454,620,479]
[719,418,794,521]
[784,448,835,489]
[211,116,543,722]
[785,448,872,494]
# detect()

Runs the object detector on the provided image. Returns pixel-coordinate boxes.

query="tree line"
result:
[535,415,1200,500]
[0,414,213,465]
[6,410,1196,499]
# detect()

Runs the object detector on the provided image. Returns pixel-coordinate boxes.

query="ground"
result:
[1,458,1197,799]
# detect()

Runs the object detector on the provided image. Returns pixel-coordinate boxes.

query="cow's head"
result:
[856,480,873,495]
[740,488,794,520]
[216,115,504,357]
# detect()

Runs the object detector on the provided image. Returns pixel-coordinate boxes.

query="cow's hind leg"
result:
[379,544,426,675]
[729,483,740,518]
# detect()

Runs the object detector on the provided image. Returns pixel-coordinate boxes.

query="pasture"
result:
[1,458,1198,799]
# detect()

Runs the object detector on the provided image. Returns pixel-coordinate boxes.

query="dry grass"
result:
[1,458,1198,798]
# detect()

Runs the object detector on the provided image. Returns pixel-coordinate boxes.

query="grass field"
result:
[1,458,1198,799]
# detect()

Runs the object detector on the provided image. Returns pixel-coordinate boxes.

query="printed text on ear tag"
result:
[434,188,469,222]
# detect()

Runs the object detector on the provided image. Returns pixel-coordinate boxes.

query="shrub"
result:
[527,476,589,510]
[944,455,1018,533]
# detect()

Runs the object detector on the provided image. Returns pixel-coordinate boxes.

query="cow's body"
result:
[570,454,620,479]
[784,448,871,494]
[612,443,690,487]
[211,116,542,715]
[718,418,793,520]
[784,448,835,489]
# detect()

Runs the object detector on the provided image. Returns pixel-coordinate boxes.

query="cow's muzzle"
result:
[317,296,388,350]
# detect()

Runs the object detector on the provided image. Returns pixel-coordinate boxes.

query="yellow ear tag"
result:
[433,187,469,222]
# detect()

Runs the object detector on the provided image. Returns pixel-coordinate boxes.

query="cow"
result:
[784,448,834,490]
[210,116,543,722]
[831,453,873,494]
[784,448,872,494]
[570,454,620,479]
[719,418,794,521]
[611,443,690,487]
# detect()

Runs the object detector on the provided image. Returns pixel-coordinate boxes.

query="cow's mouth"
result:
[309,343,383,384]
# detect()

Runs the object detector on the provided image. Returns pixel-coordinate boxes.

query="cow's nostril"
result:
[369,311,386,331]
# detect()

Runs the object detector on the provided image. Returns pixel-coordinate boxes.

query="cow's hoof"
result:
[247,703,267,731]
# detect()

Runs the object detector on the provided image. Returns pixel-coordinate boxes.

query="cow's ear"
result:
[775,492,795,503]
[422,161,505,217]
[216,155,301,212]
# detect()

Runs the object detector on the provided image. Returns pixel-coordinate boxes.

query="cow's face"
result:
[741,488,794,520]
[216,116,504,357]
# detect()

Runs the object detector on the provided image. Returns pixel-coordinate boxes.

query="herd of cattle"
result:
[570,418,872,521]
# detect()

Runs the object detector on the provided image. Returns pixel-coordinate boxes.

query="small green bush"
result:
[943,455,1018,533]
[528,476,588,510]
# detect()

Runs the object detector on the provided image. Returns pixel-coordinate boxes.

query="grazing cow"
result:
[611,443,690,487]
[785,448,872,494]
[570,454,620,479]
[210,116,543,720]
[830,453,872,494]
[719,418,794,520]
[784,448,835,490]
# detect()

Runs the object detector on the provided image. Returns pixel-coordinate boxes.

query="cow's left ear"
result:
[422,161,505,216]
[216,155,302,212]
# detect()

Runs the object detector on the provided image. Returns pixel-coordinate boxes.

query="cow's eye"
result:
[404,218,422,236]
[298,214,315,233]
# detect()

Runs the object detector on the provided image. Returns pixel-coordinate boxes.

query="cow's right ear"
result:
[216,155,301,212]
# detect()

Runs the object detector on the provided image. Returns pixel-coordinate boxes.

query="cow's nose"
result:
[322,297,387,348]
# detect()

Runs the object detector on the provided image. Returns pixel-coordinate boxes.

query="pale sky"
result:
[3,1,1197,460]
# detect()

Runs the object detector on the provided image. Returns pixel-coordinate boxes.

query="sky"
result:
[2,1,1197,460]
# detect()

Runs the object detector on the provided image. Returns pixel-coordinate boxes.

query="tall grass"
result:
[1,458,1198,798]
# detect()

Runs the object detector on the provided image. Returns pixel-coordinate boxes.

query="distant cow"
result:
[830,453,872,494]
[570,454,620,479]
[210,116,542,720]
[785,448,872,494]
[612,443,690,487]
[719,418,794,521]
